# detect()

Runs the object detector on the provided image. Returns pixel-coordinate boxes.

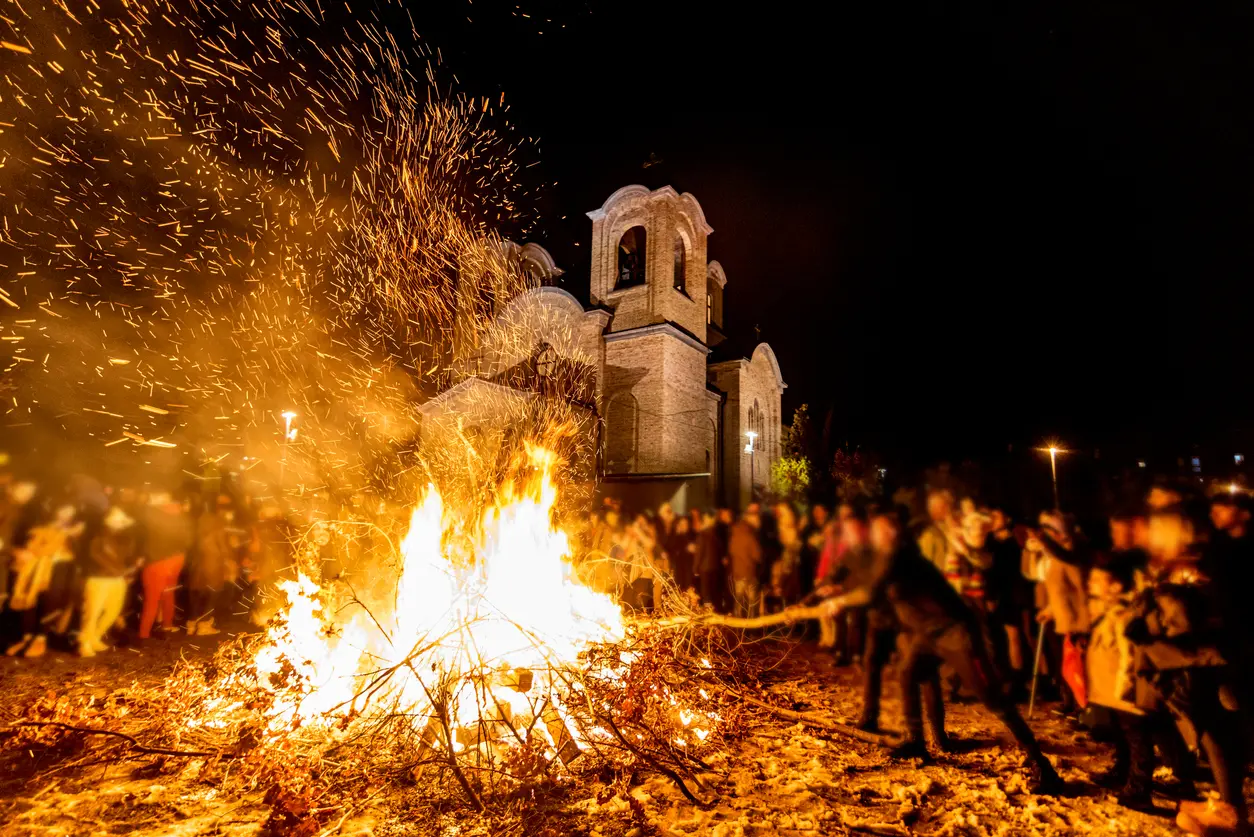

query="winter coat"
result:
[694,526,723,577]
[664,531,697,590]
[1125,561,1226,672]
[985,533,1032,618]
[832,542,975,640]
[917,522,951,575]
[85,529,137,577]
[1087,596,1144,715]
[9,522,72,610]
[728,521,763,583]
[191,511,232,591]
[815,533,841,586]
[1022,537,1090,634]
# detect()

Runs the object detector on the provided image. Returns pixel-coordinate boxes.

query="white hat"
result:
[104,506,134,532]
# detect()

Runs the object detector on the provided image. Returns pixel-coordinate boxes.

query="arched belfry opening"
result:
[616,226,647,289]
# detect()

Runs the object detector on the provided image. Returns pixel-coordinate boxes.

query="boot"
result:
[889,739,930,761]
[1028,760,1065,796]
[1115,779,1154,812]
[196,618,219,636]
[5,633,32,657]
[77,640,96,658]
[854,716,881,735]
[1177,798,1242,836]
[23,635,46,658]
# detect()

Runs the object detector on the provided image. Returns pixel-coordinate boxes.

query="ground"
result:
[0,635,1241,836]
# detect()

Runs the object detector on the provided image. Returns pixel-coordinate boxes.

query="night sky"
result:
[417,1,1254,465]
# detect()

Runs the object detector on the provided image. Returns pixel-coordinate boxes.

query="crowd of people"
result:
[0,471,312,660]
[575,483,1254,836]
[5,458,1254,834]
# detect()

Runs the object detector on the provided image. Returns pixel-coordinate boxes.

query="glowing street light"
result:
[1036,442,1067,510]
[745,430,759,499]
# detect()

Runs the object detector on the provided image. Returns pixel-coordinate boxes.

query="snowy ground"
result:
[0,635,1242,836]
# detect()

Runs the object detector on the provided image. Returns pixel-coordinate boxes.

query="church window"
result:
[673,235,687,294]
[616,226,647,289]
[706,292,712,324]
[748,400,765,447]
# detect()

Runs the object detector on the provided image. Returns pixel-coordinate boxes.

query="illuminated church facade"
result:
[420,185,786,512]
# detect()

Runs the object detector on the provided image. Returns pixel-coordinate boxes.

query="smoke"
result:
[0,0,554,502]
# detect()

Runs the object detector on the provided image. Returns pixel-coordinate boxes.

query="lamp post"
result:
[745,430,758,501]
[1036,443,1066,510]
[280,410,298,489]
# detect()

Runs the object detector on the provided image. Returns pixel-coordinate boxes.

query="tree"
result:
[830,446,883,500]
[771,404,815,505]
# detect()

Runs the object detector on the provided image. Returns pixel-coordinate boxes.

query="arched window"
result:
[616,226,647,289]
[747,399,764,451]
[706,292,713,324]
[605,392,639,473]
[673,235,686,294]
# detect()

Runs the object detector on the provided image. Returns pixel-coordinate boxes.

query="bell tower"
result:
[587,185,712,342]
[588,186,716,479]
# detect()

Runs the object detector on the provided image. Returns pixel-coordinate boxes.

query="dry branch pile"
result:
[0,612,768,835]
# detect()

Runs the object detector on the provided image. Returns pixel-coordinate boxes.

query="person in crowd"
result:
[813,503,1064,794]
[1085,553,1154,810]
[657,502,677,541]
[1130,505,1248,836]
[78,505,137,657]
[814,504,845,650]
[799,503,829,603]
[0,481,37,616]
[984,508,1033,699]
[755,503,782,613]
[1023,511,1091,711]
[1206,491,1254,750]
[728,506,764,618]
[623,511,660,613]
[695,508,731,611]
[769,503,802,613]
[955,508,993,606]
[188,494,234,635]
[138,492,191,640]
[5,498,81,658]
[664,514,697,600]
[584,502,622,597]
[917,489,957,576]
[817,499,897,733]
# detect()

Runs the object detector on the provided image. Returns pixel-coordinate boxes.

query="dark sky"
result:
[416,1,1254,464]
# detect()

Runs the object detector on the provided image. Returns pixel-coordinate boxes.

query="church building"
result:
[420,185,786,512]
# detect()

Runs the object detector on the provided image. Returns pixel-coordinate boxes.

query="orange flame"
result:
[245,446,625,756]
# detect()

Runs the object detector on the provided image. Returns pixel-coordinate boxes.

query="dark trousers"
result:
[843,609,866,663]
[1106,709,1154,796]
[697,571,721,613]
[900,622,1052,771]
[1160,668,1247,817]
[859,627,898,728]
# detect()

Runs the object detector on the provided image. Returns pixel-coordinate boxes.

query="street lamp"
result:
[280,410,298,488]
[745,430,758,499]
[1036,442,1067,510]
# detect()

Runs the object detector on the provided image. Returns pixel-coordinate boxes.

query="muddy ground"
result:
[0,635,1243,836]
